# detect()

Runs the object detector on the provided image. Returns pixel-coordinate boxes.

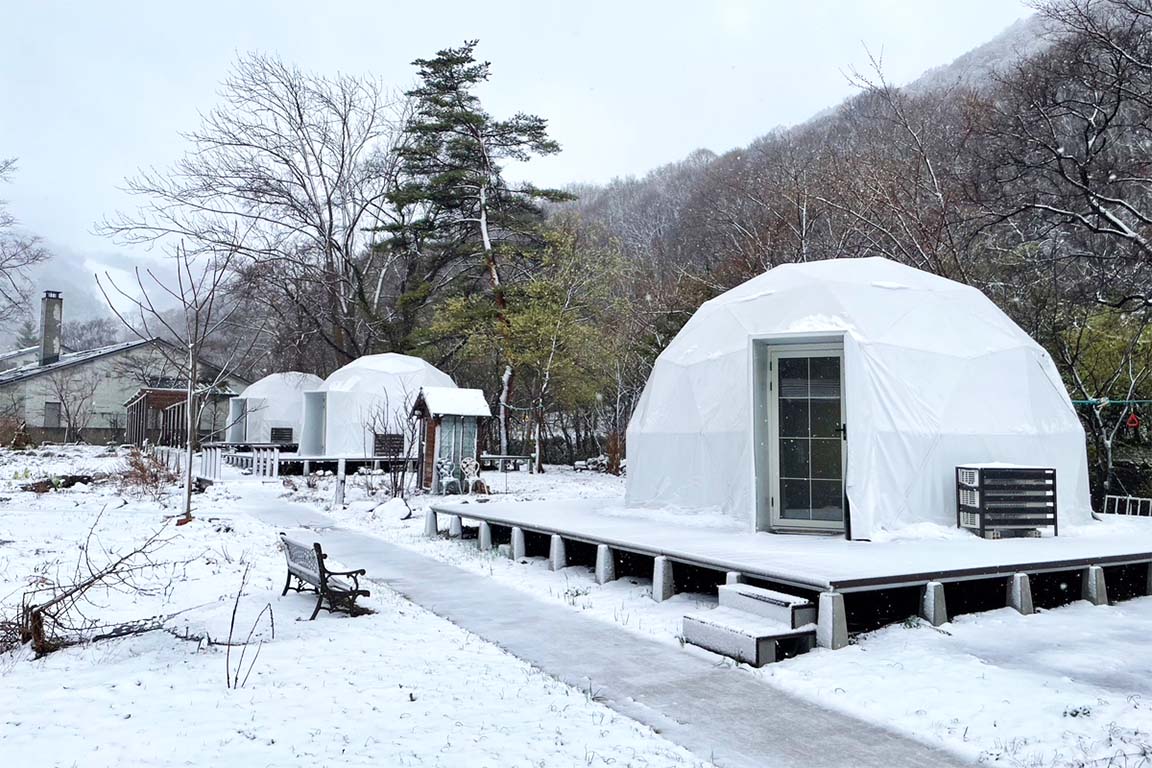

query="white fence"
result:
[1102,494,1152,517]
[151,446,186,474]
[222,447,281,479]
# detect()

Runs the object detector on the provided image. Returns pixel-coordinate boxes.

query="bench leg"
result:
[310,593,324,621]
[281,571,293,597]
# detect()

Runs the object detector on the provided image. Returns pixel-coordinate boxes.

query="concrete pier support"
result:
[478,521,493,551]
[1007,573,1034,615]
[652,556,674,602]
[725,571,745,585]
[595,544,615,584]
[423,509,438,538]
[548,535,567,571]
[448,515,463,539]
[511,526,526,560]
[334,458,346,506]
[920,581,947,627]
[1082,565,1108,606]
[817,592,849,650]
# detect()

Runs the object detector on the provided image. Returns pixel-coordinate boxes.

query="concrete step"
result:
[683,607,816,667]
[718,583,816,628]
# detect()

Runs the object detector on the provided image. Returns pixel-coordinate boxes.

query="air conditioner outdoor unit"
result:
[956,464,1057,539]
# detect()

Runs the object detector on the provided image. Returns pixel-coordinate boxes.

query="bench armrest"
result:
[326,567,367,577]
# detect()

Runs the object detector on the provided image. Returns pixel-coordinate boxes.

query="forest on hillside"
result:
[4,0,1151,497]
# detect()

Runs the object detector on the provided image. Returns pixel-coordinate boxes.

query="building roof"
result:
[413,386,491,417]
[0,338,157,386]
[0,338,251,388]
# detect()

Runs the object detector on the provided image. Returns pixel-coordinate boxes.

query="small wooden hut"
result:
[411,387,491,491]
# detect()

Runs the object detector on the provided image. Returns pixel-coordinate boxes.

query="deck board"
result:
[431,497,1152,592]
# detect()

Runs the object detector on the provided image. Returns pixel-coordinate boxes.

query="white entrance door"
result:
[768,346,846,532]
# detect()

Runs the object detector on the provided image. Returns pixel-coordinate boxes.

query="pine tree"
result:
[395,40,568,454]
[15,318,38,348]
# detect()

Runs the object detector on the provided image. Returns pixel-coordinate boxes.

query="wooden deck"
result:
[429,497,1152,594]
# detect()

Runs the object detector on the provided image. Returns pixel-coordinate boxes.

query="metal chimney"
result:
[39,290,62,366]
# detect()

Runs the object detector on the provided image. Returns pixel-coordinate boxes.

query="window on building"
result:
[44,401,62,429]
[269,427,294,444]
[373,432,404,457]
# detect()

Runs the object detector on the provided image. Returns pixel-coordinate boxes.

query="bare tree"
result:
[99,53,408,365]
[62,317,121,351]
[45,367,100,442]
[98,244,260,522]
[0,159,50,321]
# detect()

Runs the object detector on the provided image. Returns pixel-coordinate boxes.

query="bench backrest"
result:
[280,533,324,583]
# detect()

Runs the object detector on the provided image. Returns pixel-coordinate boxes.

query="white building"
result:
[625,257,1092,540]
[300,353,456,457]
[0,291,249,444]
[225,371,323,445]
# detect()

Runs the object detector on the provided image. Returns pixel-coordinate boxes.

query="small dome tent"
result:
[300,353,456,457]
[625,257,1092,540]
[226,372,323,444]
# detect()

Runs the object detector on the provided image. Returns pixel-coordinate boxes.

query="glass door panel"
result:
[772,351,844,529]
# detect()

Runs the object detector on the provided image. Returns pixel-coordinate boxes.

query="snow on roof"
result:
[0,345,38,363]
[0,338,157,386]
[417,387,491,417]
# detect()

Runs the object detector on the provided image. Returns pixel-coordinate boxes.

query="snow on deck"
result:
[431,497,1152,591]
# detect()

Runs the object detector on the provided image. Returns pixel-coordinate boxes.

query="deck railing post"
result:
[272,447,280,479]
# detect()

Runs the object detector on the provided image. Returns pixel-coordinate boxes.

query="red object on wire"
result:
[1128,413,1141,429]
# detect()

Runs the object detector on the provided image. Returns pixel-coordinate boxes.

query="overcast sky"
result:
[1,0,1032,320]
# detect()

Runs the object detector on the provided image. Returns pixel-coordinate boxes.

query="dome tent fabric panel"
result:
[625,257,1092,540]
[307,353,456,457]
[230,372,323,444]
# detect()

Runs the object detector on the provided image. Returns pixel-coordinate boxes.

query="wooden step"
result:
[718,583,816,628]
[682,607,816,667]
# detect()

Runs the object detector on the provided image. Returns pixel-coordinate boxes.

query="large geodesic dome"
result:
[227,371,323,444]
[625,257,1093,540]
[300,353,456,457]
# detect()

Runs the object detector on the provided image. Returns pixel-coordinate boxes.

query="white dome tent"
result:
[300,353,456,457]
[626,257,1093,541]
[226,372,324,445]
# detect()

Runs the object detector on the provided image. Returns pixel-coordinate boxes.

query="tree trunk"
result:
[182,343,196,523]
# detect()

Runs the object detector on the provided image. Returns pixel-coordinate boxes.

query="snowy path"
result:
[247,500,973,768]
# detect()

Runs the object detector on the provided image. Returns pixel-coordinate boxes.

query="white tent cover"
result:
[312,353,456,456]
[233,372,323,443]
[625,257,1092,539]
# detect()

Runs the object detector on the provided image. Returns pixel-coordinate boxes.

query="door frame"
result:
[751,334,847,534]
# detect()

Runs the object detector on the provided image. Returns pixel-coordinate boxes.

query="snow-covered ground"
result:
[5,447,1152,767]
[0,447,710,767]
[299,463,1152,768]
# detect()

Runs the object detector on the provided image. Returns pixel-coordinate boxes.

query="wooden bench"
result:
[279,533,369,620]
